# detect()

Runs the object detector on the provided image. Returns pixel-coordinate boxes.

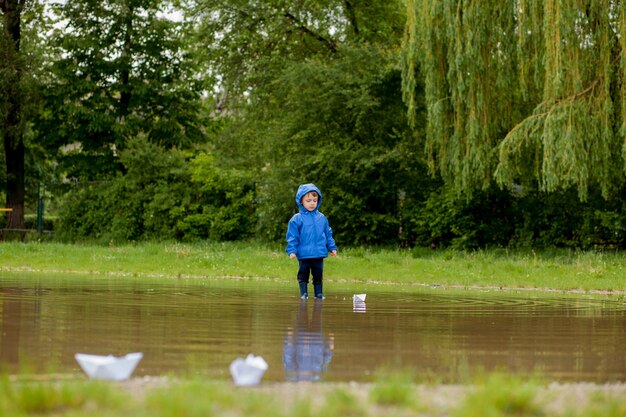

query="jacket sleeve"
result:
[285,215,300,255]
[325,219,337,252]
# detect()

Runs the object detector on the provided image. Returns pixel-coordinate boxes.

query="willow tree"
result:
[403,0,625,200]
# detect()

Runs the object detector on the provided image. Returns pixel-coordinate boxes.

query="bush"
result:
[55,138,255,243]
[409,187,516,249]
[407,185,626,250]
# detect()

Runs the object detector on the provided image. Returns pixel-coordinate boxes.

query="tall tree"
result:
[194,0,429,245]
[249,46,430,245]
[0,0,27,228]
[194,0,405,109]
[403,0,625,200]
[39,0,210,180]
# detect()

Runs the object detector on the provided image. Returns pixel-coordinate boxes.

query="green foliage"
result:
[193,0,425,247]
[181,152,255,241]
[410,187,516,249]
[194,0,406,104]
[405,0,523,195]
[37,0,211,180]
[56,137,187,242]
[510,189,626,250]
[249,45,431,246]
[409,185,626,250]
[404,1,626,201]
[56,137,255,242]
[0,0,50,228]
[12,0,626,252]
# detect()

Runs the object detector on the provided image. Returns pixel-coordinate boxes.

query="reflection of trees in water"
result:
[0,287,23,365]
[283,300,334,381]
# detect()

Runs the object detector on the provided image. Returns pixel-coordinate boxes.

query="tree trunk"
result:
[1,0,25,229]
[4,138,25,228]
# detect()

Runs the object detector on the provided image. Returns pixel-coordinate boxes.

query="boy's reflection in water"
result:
[283,300,334,381]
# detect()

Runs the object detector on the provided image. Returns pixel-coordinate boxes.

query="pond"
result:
[1,273,626,383]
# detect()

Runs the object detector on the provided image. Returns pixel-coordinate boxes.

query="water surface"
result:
[1,273,625,383]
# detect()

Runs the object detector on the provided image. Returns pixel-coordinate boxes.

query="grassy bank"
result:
[3,372,626,417]
[1,241,625,293]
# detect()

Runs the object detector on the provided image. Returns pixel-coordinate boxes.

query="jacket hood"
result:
[295,183,322,212]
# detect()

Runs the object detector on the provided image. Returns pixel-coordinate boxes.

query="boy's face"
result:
[301,192,318,211]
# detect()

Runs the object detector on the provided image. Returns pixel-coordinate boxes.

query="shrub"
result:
[56,138,255,242]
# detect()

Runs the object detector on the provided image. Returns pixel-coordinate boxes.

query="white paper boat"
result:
[353,300,367,313]
[229,354,268,386]
[75,352,143,381]
[353,294,366,313]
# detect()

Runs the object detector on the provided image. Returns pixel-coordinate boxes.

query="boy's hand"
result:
[330,250,337,257]
[289,253,296,259]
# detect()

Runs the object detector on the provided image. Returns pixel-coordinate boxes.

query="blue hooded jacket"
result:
[285,184,337,260]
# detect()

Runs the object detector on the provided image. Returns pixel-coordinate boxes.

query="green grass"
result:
[453,373,545,417]
[1,241,625,293]
[2,373,626,417]
[0,375,127,417]
[369,369,418,409]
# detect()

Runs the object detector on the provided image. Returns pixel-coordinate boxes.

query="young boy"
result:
[286,183,337,300]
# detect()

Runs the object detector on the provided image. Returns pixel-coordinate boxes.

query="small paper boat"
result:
[353,294,366,302]
[75,352,143,381]
[229,354,268,386]
[353,294,367,313]
[353,300,367,313]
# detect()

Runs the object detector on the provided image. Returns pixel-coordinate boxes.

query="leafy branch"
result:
[283,11,337,53]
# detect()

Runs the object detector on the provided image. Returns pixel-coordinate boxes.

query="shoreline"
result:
[2,265,626,297]
[2,241,626,294]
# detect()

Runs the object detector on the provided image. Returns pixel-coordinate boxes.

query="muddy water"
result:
[1,274,626,383]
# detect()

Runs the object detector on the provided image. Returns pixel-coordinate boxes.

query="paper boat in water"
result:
[353,294,367,313]
[229,354,268,386]
[75,352,143,381]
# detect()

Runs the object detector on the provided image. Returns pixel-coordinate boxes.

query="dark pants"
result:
[297,258,324,285]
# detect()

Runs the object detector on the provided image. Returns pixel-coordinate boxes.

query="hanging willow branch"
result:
[403,0,625,200]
